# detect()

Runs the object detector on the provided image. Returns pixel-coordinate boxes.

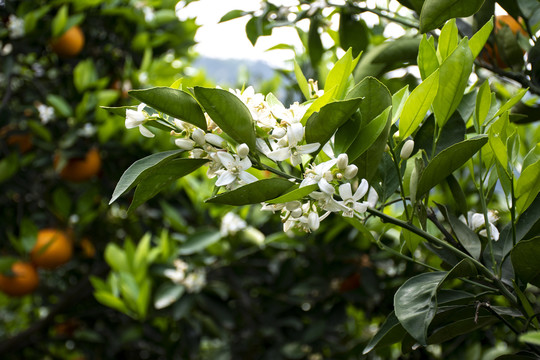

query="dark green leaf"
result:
[347,107,391,162]
[416,136,488,198]
[308,17,324,69]
[179,230,221,255]
[129,87,207,130]
[448,211,482,259]
[128,158,208,213]
[206,178,295,205]
[154,283,184,309]
[110,150,185,204]
[305,97,363,154]
[419,0,486,33]
[339,11,369,58]
[363,312,406,354]
[428,315,497,344]
[266,184,318,204]
[347,76,392,123]
[394,272,447,345]
[194,87,256,150]
[219,9,247,22]
[334,112,362,155]
[511,236,540,287]
[101,105,137,119]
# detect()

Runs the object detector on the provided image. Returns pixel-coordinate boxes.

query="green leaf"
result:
[437,19,459,60]
[305,97,363,153]
[265,184,318,204]
[339,11,369,58]
[399,69,440,139]
[491,88,527,120]
[104,244,129,272]
[301,86,337,124]
[474,80,492,131]
[101,105,136,119]
[94,291,130,314]
[73,59,98,93]
[433,39,474,128]
[363,312,406,354]
[154,283,185,309]
[347,106,391,162]
[419,0,486,33]
[134,233,151,270]
[391,85,409,124]
[347,77,392,123]
[520,331,540,346]
[416,136,488,198]
[428,315,497,344]
[293,59,310,101]
[448,211,482,259]
[325,48,361,100]
[206,178,295,205]
[516,158,540,213]
[418,35,439,80]
[334,113,362,155]
[469,17,494,58]
[129,87,207,130]
[194,87,256,150]
[128,158,208,213]
[308,17,324,69]
[110,150,184,204]
[394,272,447,345]
[219,9,247,22]
[511,236,540,287]
[178,230,221,255]
[51,5,68,38]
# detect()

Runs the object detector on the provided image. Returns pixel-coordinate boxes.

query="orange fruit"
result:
[0,261,39,297]
[54,147,101,182]
[481,15,527,68]
[31,229,73,269]
[50,25,85,58]
[7,133,33,153]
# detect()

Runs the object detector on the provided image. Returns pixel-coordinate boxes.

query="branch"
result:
[475,59,540,96]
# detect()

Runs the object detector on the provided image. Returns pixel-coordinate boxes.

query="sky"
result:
[176,0,303,68]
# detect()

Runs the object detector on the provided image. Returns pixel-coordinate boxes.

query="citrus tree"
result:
[102,0,540,358]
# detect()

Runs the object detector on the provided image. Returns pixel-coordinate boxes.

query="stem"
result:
[388,140,410,220]
[256,161,302,182]
[366,207,519,307]
[510,175,517,247]
[478,149,496,272]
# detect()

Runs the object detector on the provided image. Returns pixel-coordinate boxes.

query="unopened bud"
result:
[237,143,250,158]
[308,212,320,231]
[337,153,349,170]
[344,165,358,179]
[175,138,195,150]
[400,140,415,160]
[205,133,226,148]
[192,128,206,145]
[323,171,333,182]
[271,127,287,139]
[291,208,303,218]
[191,148,205,158]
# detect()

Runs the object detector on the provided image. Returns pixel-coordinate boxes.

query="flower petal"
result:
[339,183,353,200]
[238,171,258,184]
[215,171,236,187]
[267,147,291,162]
[216,152,235,169]
[287,123,304,146]
[139,125,155,138]
[353,179,369,200]
[297,142,320,155]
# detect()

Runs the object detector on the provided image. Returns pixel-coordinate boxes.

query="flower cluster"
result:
[164,259,206,293]
[125,85,379,232]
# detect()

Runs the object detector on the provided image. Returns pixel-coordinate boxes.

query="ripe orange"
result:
[50,25,85,58]
[54,147,101,182]
[481,15,527,68]
[31,229,73,269]
[0,261,39,297]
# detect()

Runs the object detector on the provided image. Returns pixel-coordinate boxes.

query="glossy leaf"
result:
[305,97,363,153]
[418,35,439,80]
[448,212,482,259]
[520,331,540,346]
[349,106,392,163]
[293,59,310,100]
[433,39,474,128]
[154,283,184,310]
[394,272,447,345]
[110,150,184,204]
[325,48,361,100]
[391,85,409,124]
[419,0,486,33]
[129,87,207,130]
[194,87,257,150]
[334,112,362,155]
[178,230,221,255]
[428,315,497,344]
[266,184,318,204]
[308,17,323,69]
[511,236,540,287]
[399,69,440,139]
[437,19,459,60]
[206,178,295,205]
[516,158,540,213]
[469,17,494,58]
[363,312,406,354]
[128,159,208,213]
[474,80,492,131]
[347,76,392,123]
[416,136,488,198]
[491,88,528,120]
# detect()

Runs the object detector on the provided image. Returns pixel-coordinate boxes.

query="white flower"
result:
[142,6,155,22]
[8,15,25,39]
[205,133,227,148]
[220,212,247,236]
[467,210,499,241]
[215,152,257,187]
[37,104,55,124]
[164,259,189,284]
[301,159,338,188]
[125,103,154,138]
[343,165,358,179]
[236,143,250,158]
[337,153,349,170]
[183,269,206,293]
[267,123,320,166]
[175,138,195,150]
[337,180,370,217]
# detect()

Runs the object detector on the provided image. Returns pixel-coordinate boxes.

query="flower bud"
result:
[337,153,349,170]
[191,148,205,158]
[323,171,333,182]
[344,165,358,179]
[205,133,226,148]
[286,201,302,211]
[237,143,250,158]
[308,212,320,231]
[400,139,415,160]
[175,138,195,150]
[291,208,303,218]
[271,127,287,139]
[192,128,206,145]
